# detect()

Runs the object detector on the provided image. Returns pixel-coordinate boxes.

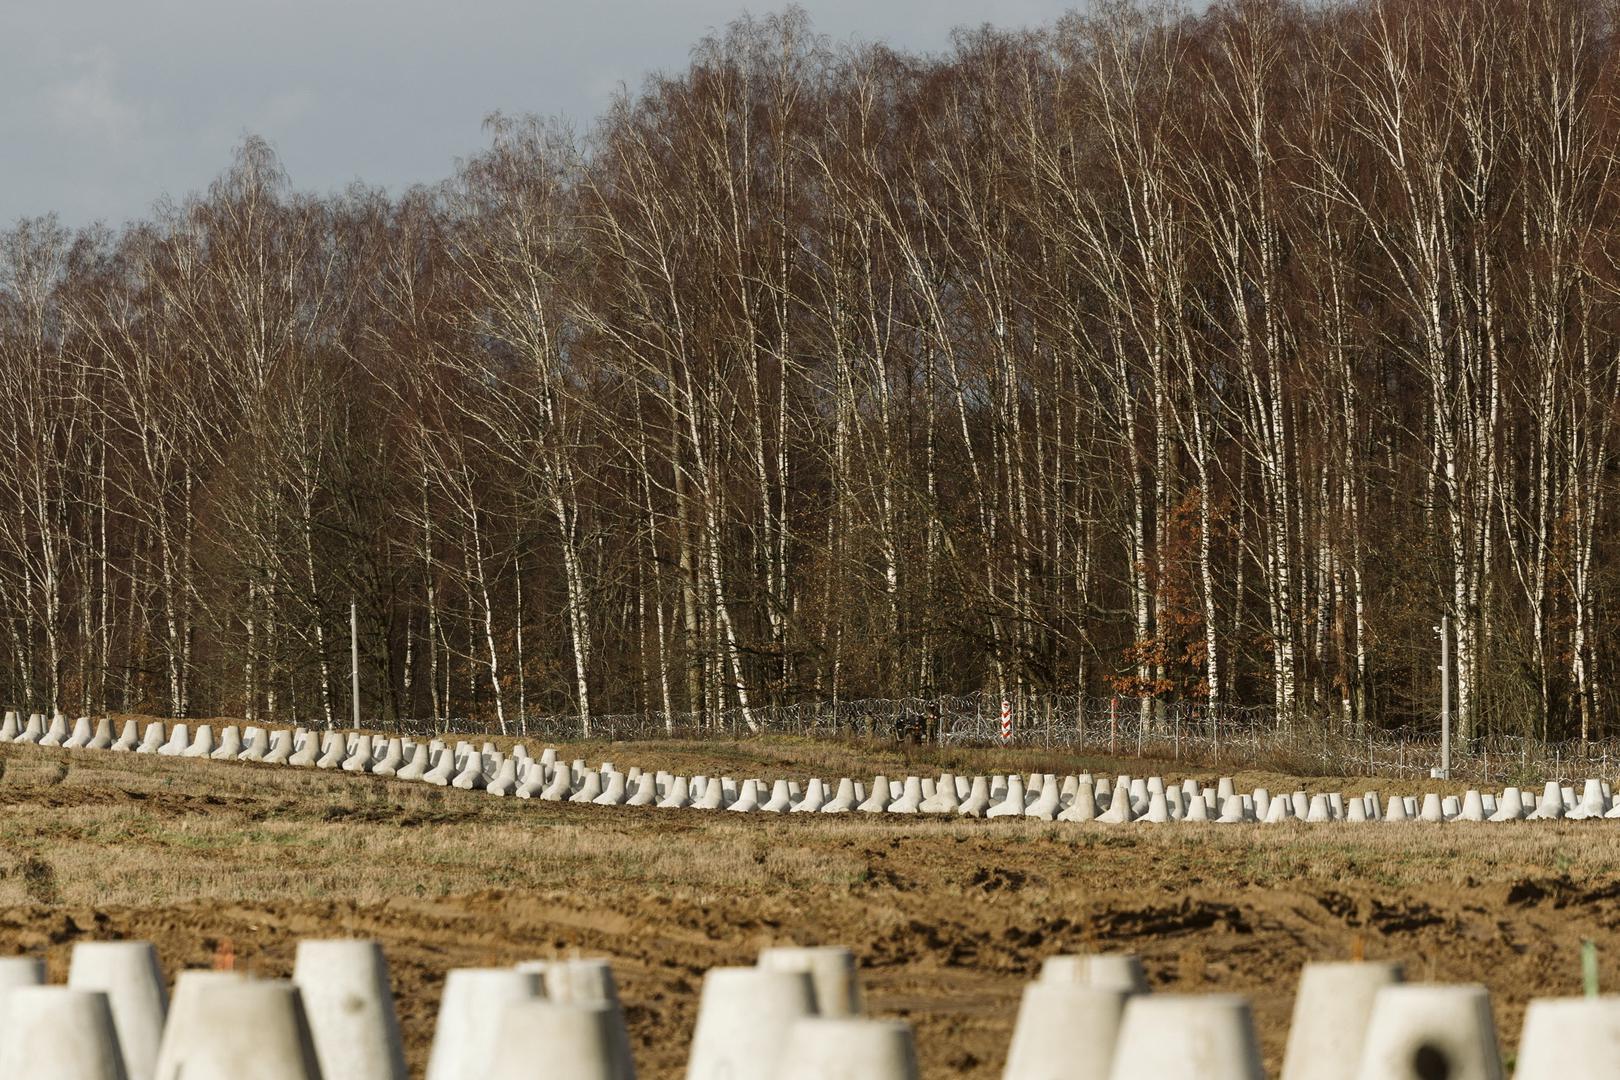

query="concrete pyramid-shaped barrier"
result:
[1003,983,1129,1080]
[728,779,761,812]
[487,758,520,797]
[0,710,17,742]
[821,778,857,813]
[426,968,543,1080]
[1142,791,1170,823]
[134,721,164,754]
[315,732,347,769]
[759,946,860,1018]
[986,775,1027,819]
[775,1017,918,1080]
[656,775,690,809]
[625,773,658,807]
[293,939,409,1080]
[592,771,628,806]
[1384,795,1410,823]
[452,752,489,791]
[182,724,215,758]
[1279,961,1402,1080]
[1442,795,1461,819]
[264,730,295,766]
[287,729,319,767]
[1489,788,1524,822]
[422,747,457,787]
[1026,776,1060,821]
[1418,793,1444,822]
[1513,996,1620,1079]
[537,762,573,800]
[157,722,188,756]
[0,954,44,991]
[1184,793,1211,822]
[342,735,374,773]
[15,712,45,745]
[491,1001,636,1080]
[1217,795,1246,823]
[395,743,430,782]
[64,715,93,749]
[87,717,115,751]
[685,967,817,1080]
[111,720,139,752]
[40,712,69,747]
[1568,779,1607,819]
[1253,788,1272,820]
[958,776,993,819]
[1305,795,1332,823]
[1057,779,1098,823]
[855,777,889,814]
[791,778,825,813]
[1458,790,1486,822]
[0,986,126,1080]
[160,979,323,1080]
[1354,984,1504,1080]
[1347,799,1369,822]
[1529,781,1565,821]
[153,970,247,1078]
[565,768,602,803]
[1040,954,1147,993]
[68,941,167,1080]
[889,777,924,814]
[371,738,406,776]
[1107,994,1263,1080]
[1098,785,1136,825]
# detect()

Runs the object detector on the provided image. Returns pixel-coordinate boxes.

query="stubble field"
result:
[0,731,1610,1076]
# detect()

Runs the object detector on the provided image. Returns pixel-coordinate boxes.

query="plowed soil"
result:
[0,734,1613,1076]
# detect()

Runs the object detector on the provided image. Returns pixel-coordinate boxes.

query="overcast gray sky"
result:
[1,0,1076,228]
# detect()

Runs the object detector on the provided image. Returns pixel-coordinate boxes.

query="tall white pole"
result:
[1440,612,1451,780]
[350,599,361,731]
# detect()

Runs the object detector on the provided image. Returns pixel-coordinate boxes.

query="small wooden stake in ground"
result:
[1582,940,1599,998]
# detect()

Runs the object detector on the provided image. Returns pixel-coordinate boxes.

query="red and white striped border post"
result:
[999,699,1012,745]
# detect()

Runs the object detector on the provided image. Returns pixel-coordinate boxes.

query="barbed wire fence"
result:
[389,691,1620,785]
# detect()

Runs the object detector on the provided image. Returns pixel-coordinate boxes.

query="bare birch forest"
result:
[2,0,1619,742]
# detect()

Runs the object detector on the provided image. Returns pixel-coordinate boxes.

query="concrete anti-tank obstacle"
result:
[1107,994,1263,1080]
[490,1001,636,1080]
[208,726,241,760]
[822,778,858,813]
[1184,793,1211,822]
[1305,795,1332,823]
[0,954,46,992]
[64,716,93,749]
[1418,793,1444,822]
[758,946,860,1018]
[1057,779,1098,823]
[1098,785,1137,825]
[1458,790,1486,821]
[422,746,457,786]
[791,778,826,813]
[533,763,569,800]
[133,722,162,754]
[15,712,45,745]
[1346,799,1369,822]
[394,743,430,781]
[775,1017,918,1080]
[1569,779,1608,819]
[426,968,543,1080]
[371,738,406,776]
[1354,984,1504,1080]
[264,730,295,766]
[342,734,374,773]
[315,732,346,769]
[1384,794,1410,822]
[292,939,408,1080]
[87,717,115,751]
[39,712,69,747]
[152,971,247,1079]
[758,779,792,813]
[1513,996,1620,1079]
[685,967,817,1080]
[181,724,214,758]
[284,729,316,767]
[0,709,17,742]
[1002,983,1129,1080]
[1264,792,1292,823]
[0,986,127,1080]
[67,941,167,1080]
[155,722,187,756]
[951,776,988,818]
[692,776,726,810]
[1216,795,1246,823]
[1529,781,1565,821]
[1279,961,1403,1080]
[625,773,658,807]
[486,758,520,797]
[1488,788,1524,822]
[727,779,762,812]
[1040,954,1148,993]
[888,776,923,814]
[1143,790,1171,823]
[156,979,322,1080]
[855,777,889,813]
[569,768,603,802]
[1026,776,1061,821]
[986,775,1027,819]
[657,775,691,809]
[594,771,629,806]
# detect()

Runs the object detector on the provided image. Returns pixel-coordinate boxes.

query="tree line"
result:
[1,0,1616,741]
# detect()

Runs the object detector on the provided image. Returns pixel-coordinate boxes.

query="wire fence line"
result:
[386,691,1620,784]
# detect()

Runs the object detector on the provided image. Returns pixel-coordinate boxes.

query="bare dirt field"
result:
[0,731,1612,1076]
